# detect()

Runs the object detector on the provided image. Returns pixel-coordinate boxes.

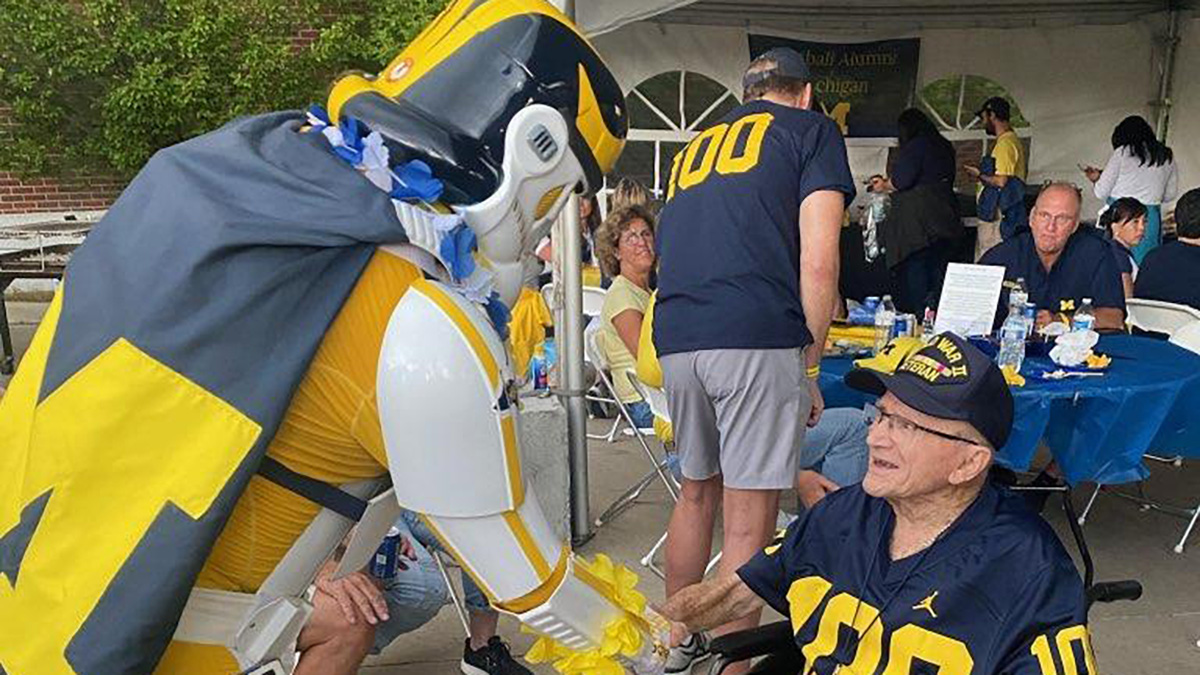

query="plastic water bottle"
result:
[874,295,896,354]
[1023,302,1037,338]
[1073,298,1096,333]
[998,304,1026,373]
[1009,278,1028,313]
[861,193,889,262]
[1009,278,1029,334]
[921,307,936,342]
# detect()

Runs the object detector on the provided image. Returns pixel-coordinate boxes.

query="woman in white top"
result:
[1083,115,1177,263]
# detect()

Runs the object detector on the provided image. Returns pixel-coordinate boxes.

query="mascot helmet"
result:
[328,0,627,305]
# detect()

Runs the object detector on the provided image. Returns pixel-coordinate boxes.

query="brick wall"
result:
[0,106,125,215]
[0,171,125,215]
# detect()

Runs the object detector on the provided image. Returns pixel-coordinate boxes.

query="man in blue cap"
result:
[660,333,1094,674]
[653,45,855,672]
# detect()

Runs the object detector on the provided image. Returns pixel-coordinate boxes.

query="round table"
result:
[818,334,1200,485]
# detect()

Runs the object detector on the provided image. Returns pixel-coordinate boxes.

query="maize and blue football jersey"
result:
[738,483,1094,674]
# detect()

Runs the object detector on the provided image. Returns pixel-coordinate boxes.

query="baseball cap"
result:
[975,96,1011,120]
[743,47,813,91]
[845,332,1014,450]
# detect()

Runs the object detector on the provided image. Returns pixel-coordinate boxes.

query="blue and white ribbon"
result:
[307,105,511,337]
[306,105,444,203]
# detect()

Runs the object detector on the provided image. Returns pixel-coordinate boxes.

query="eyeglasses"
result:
[1031,210,1077,228]
[620,229,655,246]
[863,403,977,445]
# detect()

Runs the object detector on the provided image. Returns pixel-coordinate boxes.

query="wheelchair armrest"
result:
[707,620,795,664]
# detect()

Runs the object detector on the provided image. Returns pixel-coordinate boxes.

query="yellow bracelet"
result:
[806,365,821,378]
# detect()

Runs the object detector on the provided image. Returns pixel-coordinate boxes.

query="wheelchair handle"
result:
[1088,580,1143,604]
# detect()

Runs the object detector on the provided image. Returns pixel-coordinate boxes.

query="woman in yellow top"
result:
[595,204,657,429]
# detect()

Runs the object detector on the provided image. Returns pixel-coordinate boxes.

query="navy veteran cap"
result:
[743,47,813,91]
[845,332,1014,450]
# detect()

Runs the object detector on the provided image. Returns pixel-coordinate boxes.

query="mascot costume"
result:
[0,1,670,672]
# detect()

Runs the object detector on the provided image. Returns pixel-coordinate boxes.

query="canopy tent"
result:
[553,1,1199,541]
[578,1,1198,218]
[580,1,1192,36]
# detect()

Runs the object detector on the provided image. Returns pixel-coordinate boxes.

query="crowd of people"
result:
[7,18,1196,674]
[505,41,1200,674]
[300,44,1200,672]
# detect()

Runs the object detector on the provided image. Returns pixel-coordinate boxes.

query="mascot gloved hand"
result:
[0,1,668,674]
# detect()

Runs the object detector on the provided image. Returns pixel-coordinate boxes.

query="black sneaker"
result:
[461,636,533,675]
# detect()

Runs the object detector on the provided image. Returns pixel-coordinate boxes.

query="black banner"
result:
[749,35,920,138]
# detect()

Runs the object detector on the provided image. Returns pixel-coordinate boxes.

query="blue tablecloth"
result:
[819,335,1200,486]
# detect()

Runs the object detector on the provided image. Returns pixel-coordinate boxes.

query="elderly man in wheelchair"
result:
[661,333,1106,675]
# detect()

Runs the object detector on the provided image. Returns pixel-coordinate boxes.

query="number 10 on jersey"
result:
[667,112,775,199]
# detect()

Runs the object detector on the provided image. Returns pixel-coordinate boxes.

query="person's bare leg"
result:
[468,607,500,651]
[664,474,722,645]
[295,589,377,675]
[711,486,781,675]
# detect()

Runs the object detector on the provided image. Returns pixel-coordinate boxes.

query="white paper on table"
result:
[933,263,1007,337]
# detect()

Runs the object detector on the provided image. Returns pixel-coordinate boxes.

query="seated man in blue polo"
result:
[659,333,1094,674]
[980,182,1125,331]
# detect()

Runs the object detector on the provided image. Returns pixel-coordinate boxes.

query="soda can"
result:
[891,315,909,339]
[530,356,545,391]
[371,526,402,580]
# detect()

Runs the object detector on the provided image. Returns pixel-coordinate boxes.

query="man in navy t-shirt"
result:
[1136,187,1200,311]
[660,333,1094,674]
[979,183,1125,331]
[652,47,855,672]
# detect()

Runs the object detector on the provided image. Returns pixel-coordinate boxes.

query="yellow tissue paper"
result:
[1001,365,1025,387]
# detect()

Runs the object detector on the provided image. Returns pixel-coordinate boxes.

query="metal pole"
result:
[561,191,592,545]
[1154,7,1181,142]
[558,0,592,546]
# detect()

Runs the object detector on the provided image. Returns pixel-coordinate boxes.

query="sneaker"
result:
[665,632,711,673]
[461,636,533,675]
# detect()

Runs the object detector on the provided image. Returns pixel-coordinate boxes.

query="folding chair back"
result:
[1169,320,1200,354]
[1126,298,1200,337]
[582,286,607,318]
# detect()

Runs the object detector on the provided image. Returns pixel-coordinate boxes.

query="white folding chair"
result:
[581,319,631,442]
[582,286,607,318]
[625,375,725,580]
[549,283,624,441]
[1125,298,1200,337]
[585,324,680,529]
[431,551,471,637]
[1077,318,1200,553]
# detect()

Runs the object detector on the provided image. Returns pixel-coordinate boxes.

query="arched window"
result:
[919,75,1029,132]
[917,75,1031,188]
[606,70,740,204]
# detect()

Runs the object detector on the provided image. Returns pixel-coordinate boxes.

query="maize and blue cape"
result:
[0,111,410,674]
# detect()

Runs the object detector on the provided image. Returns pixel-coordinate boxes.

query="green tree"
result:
[0,0,448,177]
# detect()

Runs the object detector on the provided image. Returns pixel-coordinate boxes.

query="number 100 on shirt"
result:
[667,112,775,199]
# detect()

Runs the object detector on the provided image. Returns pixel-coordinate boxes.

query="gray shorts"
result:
[661,348,812,490]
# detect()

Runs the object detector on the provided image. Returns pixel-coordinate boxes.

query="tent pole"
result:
[557,0,594,547]
[1154,5,1182,142]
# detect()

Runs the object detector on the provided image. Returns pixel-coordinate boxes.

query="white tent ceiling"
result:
[578,0,1194,37]
[578,1,1199,216]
